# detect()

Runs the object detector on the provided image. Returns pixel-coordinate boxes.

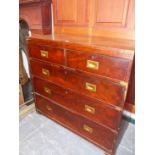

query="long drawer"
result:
[35,94,117,153]
[67,50,130,81]
[30,60,125,107]
[33,77,122,130]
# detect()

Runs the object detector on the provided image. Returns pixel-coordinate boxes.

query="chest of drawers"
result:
[27,34,134,155]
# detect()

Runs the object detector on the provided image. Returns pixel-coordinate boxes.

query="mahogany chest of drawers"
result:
[27,34,134,155]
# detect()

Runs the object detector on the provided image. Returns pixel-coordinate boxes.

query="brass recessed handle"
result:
[86,60,99,70]
[44,87,51,94]
[46,105,52,111]
[42,68,49,76]
[85,82,96,92]
[85,105,95,114]
[40,50,48,58]
[83,124,93,133]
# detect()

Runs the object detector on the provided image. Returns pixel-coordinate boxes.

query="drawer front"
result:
[28,44,64,65]
[30,60,125,107]
[35,94,116,152]
[33,77,122,130]
[64,70,125,107]
[30,60,65,82]
[67,50,129,81]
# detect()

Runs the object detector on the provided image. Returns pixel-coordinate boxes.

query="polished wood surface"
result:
[30,60,125,107]
[19,0,52,34]
[124,102,135,113]
[29,44,65,64]
[53,0,135,40]
[33,77,122,130]
[125,58,135,113]
[53,0,89,26]
[67,50,130,81]
[27,34,134,155]
[94,0,129,27]
[28,34,135,51]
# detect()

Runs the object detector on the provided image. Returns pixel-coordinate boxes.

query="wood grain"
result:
[28,44,65,65]
[30,60,126,107]
[27,35,134,155]
[53,0,135,39]
[19,0,52,34]
[33,77,122,130]
[67,50,130,81]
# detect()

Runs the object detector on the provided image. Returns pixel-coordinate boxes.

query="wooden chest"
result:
[27,34,134,155]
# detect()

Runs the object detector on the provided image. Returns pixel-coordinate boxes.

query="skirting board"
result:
[19,103,35,119]
[123,110,135,124]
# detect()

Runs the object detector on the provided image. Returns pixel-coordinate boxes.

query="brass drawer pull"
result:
[40,50,48,58]
[46,105,52,111]
[85,105,95,114]
[44,87,51,94]
[86,60,99,70]
[42,68,49,76]
[85,82,96,92]
[83,124,93,133]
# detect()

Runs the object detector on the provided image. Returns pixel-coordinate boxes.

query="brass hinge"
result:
[124,89,128,101]
[119,81,128,88]
[114,106,123,112]
[113,81,129,110]
[119,81,128,101]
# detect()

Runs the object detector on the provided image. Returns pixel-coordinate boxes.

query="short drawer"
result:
[67,50,130,81]
[30,59,65,82]
[28,44,64,65]
[30,60,125,107]
[33,77,122,130]
[35,94,116,152]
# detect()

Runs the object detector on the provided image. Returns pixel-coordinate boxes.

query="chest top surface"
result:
[27,34,135,60]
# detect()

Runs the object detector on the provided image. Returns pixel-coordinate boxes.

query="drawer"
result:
[67,50,130,81]
[33,77,122,130]
[30,59,65,82]
[35,94,116,152]
[30,60,125,107]
[28,44,64,65]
